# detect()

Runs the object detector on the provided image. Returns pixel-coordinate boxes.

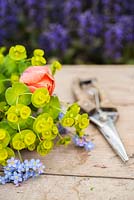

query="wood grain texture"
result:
[19,67,134,178]
[1,66,134,199]
[54,67,134,105]
[0,175,134,200]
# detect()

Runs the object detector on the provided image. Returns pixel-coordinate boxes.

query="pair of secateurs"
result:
[72,78,129,162]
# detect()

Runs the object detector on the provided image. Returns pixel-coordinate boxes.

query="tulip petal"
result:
[20,66,55,95]
[20,66,49,84]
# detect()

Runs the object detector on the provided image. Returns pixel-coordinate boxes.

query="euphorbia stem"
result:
[29,116,36,120]
[18,123,21,134]
[57,132,63,139]
[17,150,23,163]
[51,105,66,114]
[36,133,42,142]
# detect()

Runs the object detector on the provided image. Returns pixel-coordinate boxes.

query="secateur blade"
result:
[90,109,129,162]
[72,78,129,162]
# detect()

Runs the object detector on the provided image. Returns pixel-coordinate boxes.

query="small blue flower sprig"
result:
[58,124,94,151]
[72,134,94,151]
[58,111,94,151]
[0,157,45,186]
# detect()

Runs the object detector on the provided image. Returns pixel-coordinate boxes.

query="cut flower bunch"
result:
[0,45,93,185]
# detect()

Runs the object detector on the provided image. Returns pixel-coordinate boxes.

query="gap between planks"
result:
[42,173,134,180]
[1,170,134,180]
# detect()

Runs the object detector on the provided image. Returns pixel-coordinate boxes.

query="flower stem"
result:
[51,105,66,114]
[16,96,19,105]
[18,123,21,133]
[36,133,42,142]
[17,150,23,163]
[29,116,36,120]
[26,58,32,62]
[16,92,32,105]
[57,132,63,139]
[20,92,32,95]
[17,124,23,162]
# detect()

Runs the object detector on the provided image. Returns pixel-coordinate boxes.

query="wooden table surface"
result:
[1,66,134,200]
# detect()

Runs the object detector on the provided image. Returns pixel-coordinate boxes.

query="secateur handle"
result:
[72,77,117,114]
[72,78,96,113]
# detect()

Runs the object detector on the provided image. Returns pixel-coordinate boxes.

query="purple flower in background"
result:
[0,0,133,63]
[0,0,19,45]
[122,0,134,14]
[63,0,82,33]
[39,24,69,53]
[104,23,123,60]
[63,0,82,19]
[24,0,46,28]
[45,0,64,24]
[78,11,102,45]
[118,16,134,43]
[101,0,122,19]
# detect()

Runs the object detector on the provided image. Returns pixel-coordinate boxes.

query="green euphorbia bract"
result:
[0,45,89,166]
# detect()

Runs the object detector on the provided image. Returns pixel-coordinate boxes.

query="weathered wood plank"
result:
[1,67,133,177]
[54,67,134,105]
[0,175,134,200]
[17,67,134,178]
[1,67,134,200]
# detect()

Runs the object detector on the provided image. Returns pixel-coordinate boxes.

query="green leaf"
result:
[0,74,6,94]
[0,46,6,54]
[5,82,31,105]
[43,96,60,119]
[0,121,15,136]
[0,129,11,148]
[6,147,15,159]
[7,117,34,130]
[18,60,29,74]
[24,117,34,129]
[0,148,8,161]
[0,102,9,120]
[2,55,17,77]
